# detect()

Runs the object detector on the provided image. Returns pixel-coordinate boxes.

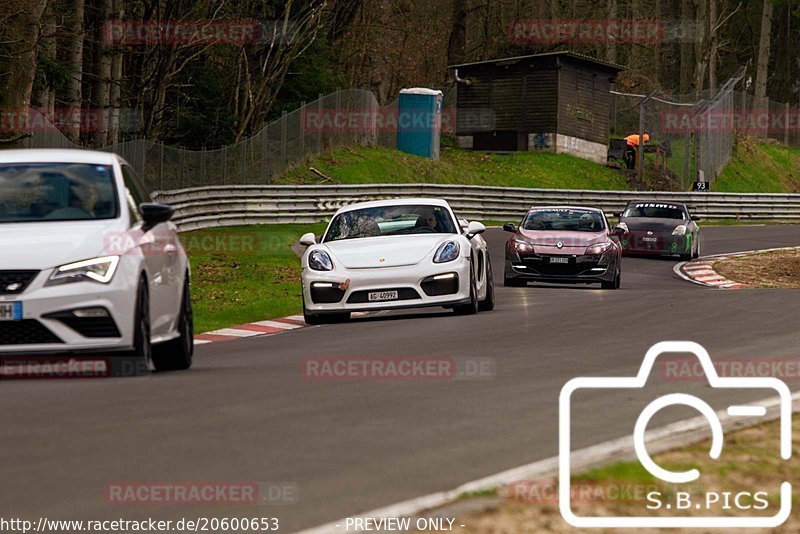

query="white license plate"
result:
[642,237,658,243]
[368,290,399,302]
[548,257,569,264]
[0,302,22,321]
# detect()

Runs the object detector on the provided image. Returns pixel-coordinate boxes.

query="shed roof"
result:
[448,51,624,72]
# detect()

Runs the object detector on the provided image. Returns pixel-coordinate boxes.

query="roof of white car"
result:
[334,198,452,214]
[0,149,119,165]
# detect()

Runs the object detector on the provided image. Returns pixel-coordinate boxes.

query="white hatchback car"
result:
[0,149,192,372]
[300,198,495,323]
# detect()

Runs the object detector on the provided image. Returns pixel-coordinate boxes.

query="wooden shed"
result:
[450,52,623,163]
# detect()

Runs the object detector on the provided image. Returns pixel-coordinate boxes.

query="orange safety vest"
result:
[625,134,650,147]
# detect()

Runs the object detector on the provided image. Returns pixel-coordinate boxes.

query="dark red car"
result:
[503,206,628,289]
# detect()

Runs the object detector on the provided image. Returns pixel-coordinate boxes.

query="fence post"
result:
[261,130,268,183]
[281,110,288,163]
[299,101,306,154]
[684,132,691,189]
[159,143,164,190]
[317,94,324,154]
[222,145,227,185]
[785,102,790,145]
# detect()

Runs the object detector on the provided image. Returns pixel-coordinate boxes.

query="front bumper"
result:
[621,231,691,256]
[302,258,472,313]
[505,252,615,283]
[0,262,138,354]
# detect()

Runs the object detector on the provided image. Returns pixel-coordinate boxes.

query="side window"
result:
[120,165,149,226]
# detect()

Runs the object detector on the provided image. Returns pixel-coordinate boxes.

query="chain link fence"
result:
[16,75,799,194]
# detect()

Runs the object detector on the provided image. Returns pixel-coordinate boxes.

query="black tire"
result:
[601,263,621,290]
[132,277,152,369]
[454,267,479,315]
[303,296,350,324]
[152,276,194,371]
[692,234,701,259]
[478,258,495,311]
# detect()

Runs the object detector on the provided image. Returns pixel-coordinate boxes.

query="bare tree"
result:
[0,0,50,145]
[65,0,86,141]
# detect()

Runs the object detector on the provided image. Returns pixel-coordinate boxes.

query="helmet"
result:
[579,213,595,228]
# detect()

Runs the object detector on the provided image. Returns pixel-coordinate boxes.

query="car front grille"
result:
[43,312,121,338]
[518,254,601,276]
[0,270,39,295]
[0,320,63,345]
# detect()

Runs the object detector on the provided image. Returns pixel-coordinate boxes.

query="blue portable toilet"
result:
[396,88,442,160]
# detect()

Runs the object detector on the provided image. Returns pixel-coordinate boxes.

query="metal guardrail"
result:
[152,184,800,231]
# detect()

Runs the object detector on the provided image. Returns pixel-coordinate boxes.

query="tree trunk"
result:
[108,0,123,144]
[65,0,85,142]
[92,0,112,147]
[0,0,49,146]
[754,0,773,138]
[708,0,717,94]
[33,7,57,112]
[605,0,617,64]
[679,0,695,95]
[446,0,467,68]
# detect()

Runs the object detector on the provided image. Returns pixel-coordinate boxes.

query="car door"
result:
[120,163,176,336]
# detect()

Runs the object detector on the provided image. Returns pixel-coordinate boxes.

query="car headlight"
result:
[672,225,687,236]
[308,250,334,271]
[514,239,534,253]
[433,241,460,263]
[586,242,613,255]
[47,256,120,286]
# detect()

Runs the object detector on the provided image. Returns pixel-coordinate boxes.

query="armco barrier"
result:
[151,184,800,231]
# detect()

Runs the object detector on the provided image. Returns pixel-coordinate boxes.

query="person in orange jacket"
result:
[623,133,650,169]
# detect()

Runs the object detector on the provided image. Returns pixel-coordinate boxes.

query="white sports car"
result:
[0,149,192,373]
[300,199,495,323]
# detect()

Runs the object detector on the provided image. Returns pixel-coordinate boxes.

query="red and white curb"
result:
[675,246,800,289]
[193,312,368,345]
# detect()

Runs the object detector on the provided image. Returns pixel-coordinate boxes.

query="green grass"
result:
[279,145,630,190]
[185,223,325,333]
[715,137,800,193]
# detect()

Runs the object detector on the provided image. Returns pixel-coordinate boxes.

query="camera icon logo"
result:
[559,341,792,528]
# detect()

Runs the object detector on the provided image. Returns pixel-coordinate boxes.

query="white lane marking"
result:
[686,269,716,276]
[285,315,306,322]
[253,320,304,330]
[193,339,212,345]
[694,276,726,282]
[207,328,262,337]
[295,392,800,534]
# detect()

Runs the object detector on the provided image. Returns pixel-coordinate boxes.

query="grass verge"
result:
[715,136,800,193]
[184,223,325,333]
[442,417,797,533]
[713,248,800,288]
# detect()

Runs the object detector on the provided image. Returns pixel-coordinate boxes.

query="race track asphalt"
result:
[2,224,799,532]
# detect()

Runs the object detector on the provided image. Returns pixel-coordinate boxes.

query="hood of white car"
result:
[325,234,455,269]
[0,219,127,269]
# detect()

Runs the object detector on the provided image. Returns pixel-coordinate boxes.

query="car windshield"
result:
[521,208,605,232]
[0,163,118,223]
[623,203,687,220]
[324,204,457,242]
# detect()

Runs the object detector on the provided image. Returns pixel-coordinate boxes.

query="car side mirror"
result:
[502,223,516,233]
[299,232,317,246]
[690,215,701,221]
[611,222,629,236]
[139,203,174,229]
[466,221,486,239]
